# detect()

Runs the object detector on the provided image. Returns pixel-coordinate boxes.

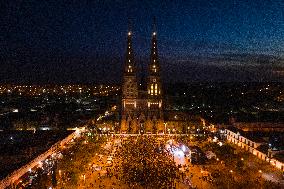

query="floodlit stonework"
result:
[121,22,163,134]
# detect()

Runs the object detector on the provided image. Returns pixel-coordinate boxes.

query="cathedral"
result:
[120,22,164,134]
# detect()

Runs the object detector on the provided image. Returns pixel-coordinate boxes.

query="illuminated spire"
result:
[125,19,135,74]
[149,17,159,75]
[147,17,162,98]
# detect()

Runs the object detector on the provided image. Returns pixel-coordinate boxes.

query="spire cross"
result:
[128,18,132,36]
[153,16,157,35]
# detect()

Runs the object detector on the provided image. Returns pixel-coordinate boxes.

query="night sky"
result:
[0,0,283,83]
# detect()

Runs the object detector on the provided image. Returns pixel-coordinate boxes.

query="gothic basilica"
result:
[120,23,164,133]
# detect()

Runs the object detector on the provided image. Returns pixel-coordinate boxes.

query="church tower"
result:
[146,18,164,132]
[121,24,139,132]
[120,18,164,134]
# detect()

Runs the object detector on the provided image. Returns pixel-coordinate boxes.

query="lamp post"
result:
[227,170,233,189]
[258,170,263,189]
[82,174,86,184]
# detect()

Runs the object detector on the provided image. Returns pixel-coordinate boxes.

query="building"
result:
[120,20,163,133]
[232,122,284,132]
[225,126,284,171]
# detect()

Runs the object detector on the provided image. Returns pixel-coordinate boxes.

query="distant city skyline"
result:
[0,0,283,83]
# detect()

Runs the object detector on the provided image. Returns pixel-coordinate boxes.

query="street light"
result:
[81,174,86,183]
[228,170,233,189]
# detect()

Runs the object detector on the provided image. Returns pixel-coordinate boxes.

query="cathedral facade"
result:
[120,24,164,134]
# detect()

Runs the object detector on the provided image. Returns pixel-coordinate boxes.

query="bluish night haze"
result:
[0,0,283,83]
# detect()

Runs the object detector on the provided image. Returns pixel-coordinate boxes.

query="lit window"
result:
[150,84,154,95]
[129,60,131,63]
[154,59,156,62]
[129,52,130,54]
[155,84,158,95]
[127,66,132,72]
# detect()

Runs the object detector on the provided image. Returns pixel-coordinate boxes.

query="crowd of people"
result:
[116,136,181,188]
[19,131,283,189]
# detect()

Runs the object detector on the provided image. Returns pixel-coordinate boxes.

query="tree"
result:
[236,159,244,171]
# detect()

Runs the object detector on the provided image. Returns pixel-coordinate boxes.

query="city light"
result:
[181,145,186,152]
[0,2,283,188]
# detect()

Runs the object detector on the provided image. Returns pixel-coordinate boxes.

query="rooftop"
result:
[226,126,268,143]
[256,144,269,154]
[273,153,284,163]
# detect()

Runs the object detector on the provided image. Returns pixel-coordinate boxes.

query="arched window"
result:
[150,84,154,95]
[155,84,158,95]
